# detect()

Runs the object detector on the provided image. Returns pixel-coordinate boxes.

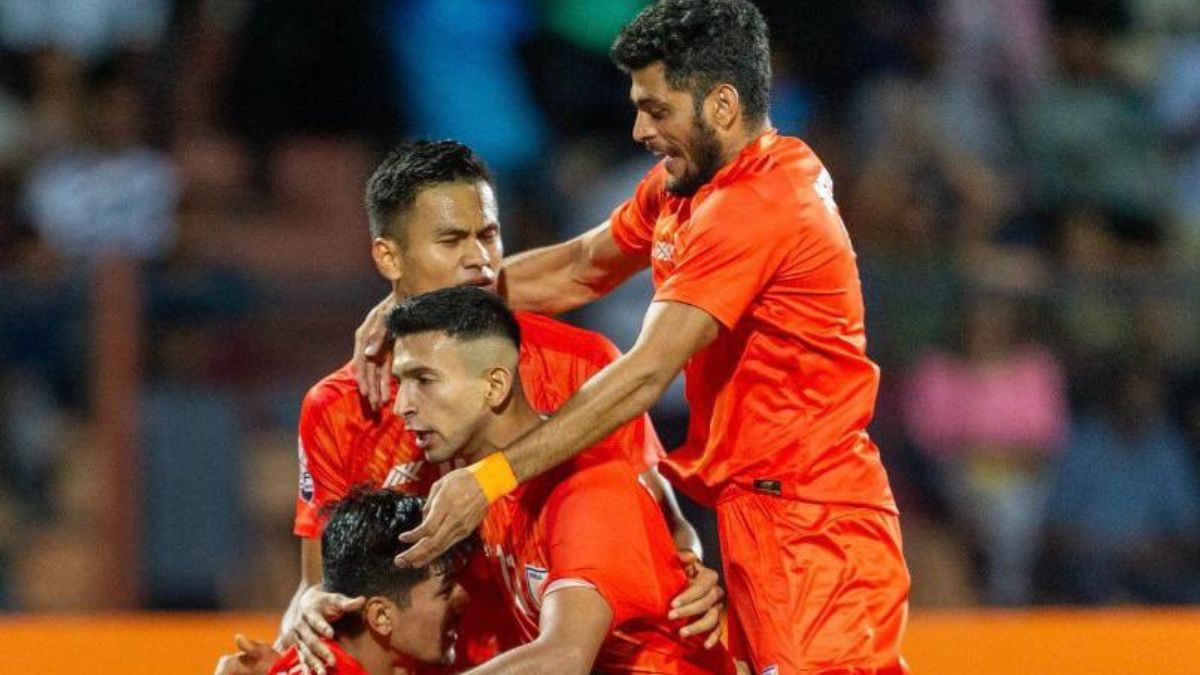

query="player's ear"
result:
[372,236,404,283]
[364,596,394,637]
[484,366,515,408]
[710,83,740,130]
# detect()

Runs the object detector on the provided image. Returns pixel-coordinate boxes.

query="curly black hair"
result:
[610,0,771,121]
[321,487,472,609]
[365,140,493,241]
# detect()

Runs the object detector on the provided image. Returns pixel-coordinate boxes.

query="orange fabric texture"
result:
[479,450,735,674]
[293,311,664,538]
[290,311,666,670]
[610,131,894,513]
[268,639,369,675]
[610,130,907,671]
[718,489,910,674]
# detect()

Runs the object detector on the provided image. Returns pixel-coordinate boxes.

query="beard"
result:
[665,116,724,197]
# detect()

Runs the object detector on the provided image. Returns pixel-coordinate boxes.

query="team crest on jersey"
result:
[298,438,314,502]
[524,564,548,608]
[383,460,425,487]
[761,666,779,675]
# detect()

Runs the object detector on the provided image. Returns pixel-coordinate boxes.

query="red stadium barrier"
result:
[0,609,1197,674]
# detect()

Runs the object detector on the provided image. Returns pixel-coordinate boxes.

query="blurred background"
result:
[0,0,1199,623]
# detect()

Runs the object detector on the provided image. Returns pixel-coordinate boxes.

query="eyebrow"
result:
[434,225,470,238]
[633,95,666,108]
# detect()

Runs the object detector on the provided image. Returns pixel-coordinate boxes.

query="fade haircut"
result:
[321,488,469,612]
[365,140,493,242]
[387,286,521,350]
[610,0,771,122]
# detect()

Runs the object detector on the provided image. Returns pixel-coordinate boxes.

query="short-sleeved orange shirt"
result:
[610,130,896,512]
[291,311,665,672]
[480,446,734,674]
[293,311,664,538]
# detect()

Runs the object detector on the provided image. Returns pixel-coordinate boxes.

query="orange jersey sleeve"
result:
[294,384,354,538]
[609,164,666,258]
[541,461,685,628]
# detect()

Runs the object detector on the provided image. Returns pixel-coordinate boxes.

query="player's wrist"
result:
[467,452,518,504]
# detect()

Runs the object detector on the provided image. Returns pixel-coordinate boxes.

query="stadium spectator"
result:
[1043,360,1200,604]
[903,292,1069,604]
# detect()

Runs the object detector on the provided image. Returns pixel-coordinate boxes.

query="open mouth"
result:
[411,430,435,449]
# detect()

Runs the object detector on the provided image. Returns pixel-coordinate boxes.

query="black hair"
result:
[365,140,493,241]
[610,0,771,121]
[387,286,521,350]
[320,487,469,611]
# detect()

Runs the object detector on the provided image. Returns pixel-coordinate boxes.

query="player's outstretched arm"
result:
[461,586,612,675]
[501,220,647,315]
[395,301,719,568]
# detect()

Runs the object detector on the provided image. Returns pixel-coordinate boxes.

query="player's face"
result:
[392,332,492,463]
[394,181,503,296]
[629,62,726,197]
[391,569,470,665]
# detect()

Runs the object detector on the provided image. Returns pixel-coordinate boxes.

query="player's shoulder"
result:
[516,311,620,363]
[300,361,361,416]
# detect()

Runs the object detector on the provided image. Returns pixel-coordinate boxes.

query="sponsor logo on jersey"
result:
[761,666,779,675]
[652,241,674,262]
[383,460,425,487]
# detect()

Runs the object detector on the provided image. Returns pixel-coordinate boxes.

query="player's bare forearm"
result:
[461,639,594,675]
[463,587,610,675]
[504,301,719,483]
[501,220,646,314]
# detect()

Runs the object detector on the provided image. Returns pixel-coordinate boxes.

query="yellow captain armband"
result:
[467,453,519,504]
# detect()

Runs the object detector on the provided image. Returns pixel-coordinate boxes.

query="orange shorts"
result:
[716,488,911,675]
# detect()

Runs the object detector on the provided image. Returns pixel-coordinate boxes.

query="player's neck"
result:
[472,390,542,461]
[329,632,402,675]
[720,119,774,166]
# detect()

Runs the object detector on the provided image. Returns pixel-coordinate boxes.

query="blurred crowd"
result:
[1,0,1199,612]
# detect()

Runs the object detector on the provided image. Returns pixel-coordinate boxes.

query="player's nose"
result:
[633,111,656,145]
[393,382,417,418]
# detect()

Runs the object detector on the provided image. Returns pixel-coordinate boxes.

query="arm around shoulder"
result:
[502,220,647,315]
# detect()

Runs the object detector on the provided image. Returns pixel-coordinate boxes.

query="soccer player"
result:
[237,140,721,675]
[387,286,734,675]
[258,489,469,675]
[367,2,912,673]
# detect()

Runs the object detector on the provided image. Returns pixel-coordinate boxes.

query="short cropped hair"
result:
[321,488,468,608]
[610,0,771,121]
[387,286,521,350]
[365,140,493,241]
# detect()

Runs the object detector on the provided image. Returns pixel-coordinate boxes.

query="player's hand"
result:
[289,586,366,673]
[395,467,487,568]
[213,634,279,675]
[669,551,725,649]
[353,293,397,410]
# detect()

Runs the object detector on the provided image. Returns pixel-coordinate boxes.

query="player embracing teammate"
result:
[370,1,912,674]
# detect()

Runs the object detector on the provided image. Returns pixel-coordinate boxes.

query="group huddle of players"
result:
[216,2,911,674]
